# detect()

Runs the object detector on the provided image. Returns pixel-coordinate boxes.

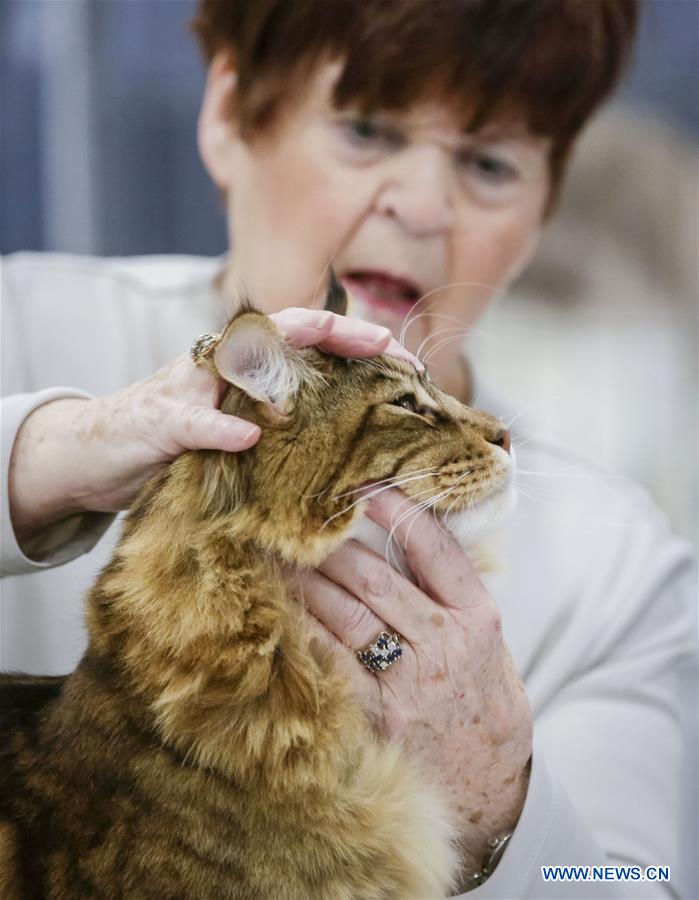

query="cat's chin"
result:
[345,446,517,578]
[347,480,516,582]
[443,480,517,548]
[443,443,518,551]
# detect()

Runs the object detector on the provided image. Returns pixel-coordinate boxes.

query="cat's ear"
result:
[212,312,305,415]
[323,269,347,316]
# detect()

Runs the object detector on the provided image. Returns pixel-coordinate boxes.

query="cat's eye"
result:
[391,394,420,413]
[389,393,441,425]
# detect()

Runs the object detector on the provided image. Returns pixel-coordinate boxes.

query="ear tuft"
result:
[324,269,348,316]
[213,313,303,415]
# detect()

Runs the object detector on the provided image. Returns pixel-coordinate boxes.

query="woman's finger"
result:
[300,607,382,723]
[380,337,425,372]
[270,308,389,353]
[317,540,431,641]
[269,308,423,370]
[301,603,348,661]
[297,567,393,653]
[365,489,488,611]
[287,565,375,677]
[169,407,260,452]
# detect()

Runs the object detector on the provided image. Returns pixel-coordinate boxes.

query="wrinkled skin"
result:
[9,309,403,542]
[297,488,532,873]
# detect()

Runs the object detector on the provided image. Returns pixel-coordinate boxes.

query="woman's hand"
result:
[9,309,411,544]
[295,487,533,874]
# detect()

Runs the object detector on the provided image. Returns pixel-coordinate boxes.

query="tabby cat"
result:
[0,287,514,899]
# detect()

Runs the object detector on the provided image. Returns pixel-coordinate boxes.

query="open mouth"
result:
[341,270,423,318]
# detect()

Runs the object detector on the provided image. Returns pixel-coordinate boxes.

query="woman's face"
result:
[200,59,550,399]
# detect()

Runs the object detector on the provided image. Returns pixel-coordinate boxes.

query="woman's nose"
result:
[374,145,455,236]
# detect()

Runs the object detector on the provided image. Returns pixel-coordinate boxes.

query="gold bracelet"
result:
[459,832,513,891]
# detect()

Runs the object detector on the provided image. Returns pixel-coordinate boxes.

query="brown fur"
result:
[0,307,512,899]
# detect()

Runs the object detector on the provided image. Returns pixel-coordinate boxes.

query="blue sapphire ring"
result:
[356,631,403,674]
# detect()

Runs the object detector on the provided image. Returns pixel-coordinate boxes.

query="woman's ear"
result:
[198,50,239,191]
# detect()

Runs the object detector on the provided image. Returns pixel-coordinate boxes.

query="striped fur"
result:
[0,310,513,899]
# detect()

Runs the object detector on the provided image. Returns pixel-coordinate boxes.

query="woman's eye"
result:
[391,394,419,413]
[458,149,518,184]
[340,117,403,151]
[348,118,382,141]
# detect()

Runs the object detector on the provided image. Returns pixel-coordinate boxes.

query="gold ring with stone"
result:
[190,332,221,367]
[355,631,403,674]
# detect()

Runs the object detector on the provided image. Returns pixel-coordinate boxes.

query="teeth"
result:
[345,290,370,321]
[348,273,419,304]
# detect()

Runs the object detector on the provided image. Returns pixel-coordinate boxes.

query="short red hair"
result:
[192,0,639,208]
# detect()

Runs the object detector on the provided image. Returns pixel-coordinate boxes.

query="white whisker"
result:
[330,466,440,501]
[418,359,449,375]
[509,435,544,451]
[399,280,499,346]
[421,332,471,366]
[404,310,482,336]
[385,470,478,568]
[505,408,532,429]
[415,325,473,360]
[310,253,336,310]
[320,470,440,531]
[383,468,474,564]
[383,495,428,572]
[516,490,556,508]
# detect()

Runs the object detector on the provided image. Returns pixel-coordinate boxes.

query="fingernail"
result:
[229,422,260,443]
[348,320,390,342]
[384,341,425,372]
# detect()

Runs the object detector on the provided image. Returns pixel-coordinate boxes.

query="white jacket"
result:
[1,252,696,899]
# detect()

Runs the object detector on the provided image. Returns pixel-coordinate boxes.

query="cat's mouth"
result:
[357,470,514,517]
[352,476,515,554]
[341,270,424,319]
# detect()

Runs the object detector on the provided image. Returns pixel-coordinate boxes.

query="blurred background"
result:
[1,2,697,892]
[1,0,697,543]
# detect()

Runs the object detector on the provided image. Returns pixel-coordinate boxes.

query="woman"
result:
[2,1,695,896]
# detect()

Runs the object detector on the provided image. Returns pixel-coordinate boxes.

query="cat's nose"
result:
[488,427,511,454]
